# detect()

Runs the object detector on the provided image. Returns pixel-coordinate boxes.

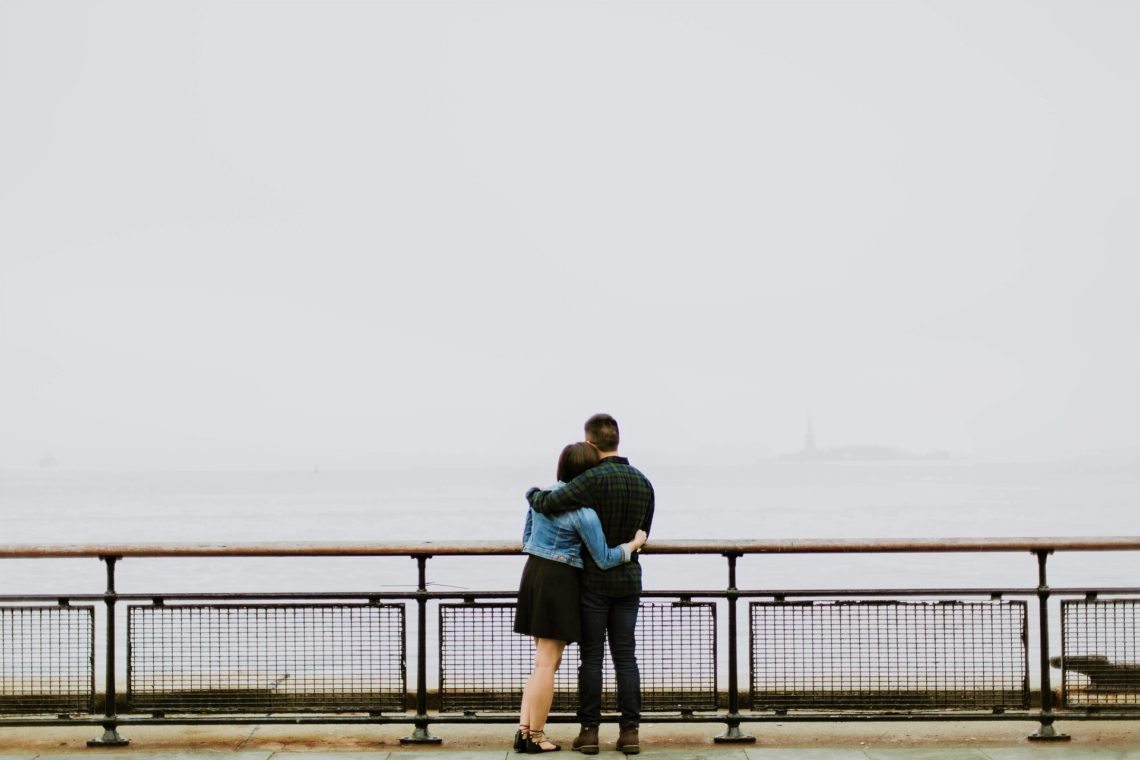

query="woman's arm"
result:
[571,508,644,570]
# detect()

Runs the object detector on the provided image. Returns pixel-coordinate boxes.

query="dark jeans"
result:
[577,588,640,728]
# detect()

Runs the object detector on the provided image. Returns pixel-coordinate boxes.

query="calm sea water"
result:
[2,460,1139,592]
[2,461,1138,688]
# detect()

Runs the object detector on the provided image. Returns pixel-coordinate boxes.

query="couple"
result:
[514,414,655,755]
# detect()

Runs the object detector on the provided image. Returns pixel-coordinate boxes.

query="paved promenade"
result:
[6,750,1140,760]
[2,721,1140,759]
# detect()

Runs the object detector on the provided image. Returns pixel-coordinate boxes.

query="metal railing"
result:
[2,538,1140,747]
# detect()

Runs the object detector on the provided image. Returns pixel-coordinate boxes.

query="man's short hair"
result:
[584,413,620,452]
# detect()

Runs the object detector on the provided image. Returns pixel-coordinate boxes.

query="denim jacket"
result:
[522,482,632,569]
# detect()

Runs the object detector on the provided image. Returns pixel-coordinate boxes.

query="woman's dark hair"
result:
[557,441,600,483]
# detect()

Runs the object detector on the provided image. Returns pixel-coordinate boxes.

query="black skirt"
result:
[514,554,581,643]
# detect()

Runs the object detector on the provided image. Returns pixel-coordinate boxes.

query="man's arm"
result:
[526,470,602,516]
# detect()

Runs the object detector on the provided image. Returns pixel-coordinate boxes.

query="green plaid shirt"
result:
[526,456,654,598]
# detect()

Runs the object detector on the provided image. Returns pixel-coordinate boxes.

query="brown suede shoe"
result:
[616,727,640,755]
[571,725,598,755]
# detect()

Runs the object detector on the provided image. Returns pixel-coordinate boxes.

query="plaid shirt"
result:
[526,456,654,598]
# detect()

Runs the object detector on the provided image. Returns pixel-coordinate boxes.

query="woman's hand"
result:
[629,529,648,553]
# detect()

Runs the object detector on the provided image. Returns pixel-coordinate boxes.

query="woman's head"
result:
[557,441,600,483]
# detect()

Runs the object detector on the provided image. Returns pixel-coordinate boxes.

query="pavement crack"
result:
[234,723,262,751]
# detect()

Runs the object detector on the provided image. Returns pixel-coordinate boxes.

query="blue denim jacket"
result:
[522,482,632,569]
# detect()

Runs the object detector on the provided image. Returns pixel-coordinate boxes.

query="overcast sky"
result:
[1,0,1137,469]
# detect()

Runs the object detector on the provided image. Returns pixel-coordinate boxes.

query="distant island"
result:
[779,416,954,462]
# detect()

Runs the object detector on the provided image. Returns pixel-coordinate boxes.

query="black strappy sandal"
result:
[513,726,529,753]
[525,730,562,753]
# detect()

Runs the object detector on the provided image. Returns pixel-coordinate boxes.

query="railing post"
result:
[401,554,441,744]
[714,551,754,743]
[1028,549,1070,741]
[88,556,128,747]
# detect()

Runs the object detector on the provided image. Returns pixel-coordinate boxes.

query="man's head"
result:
[584,413,620,454]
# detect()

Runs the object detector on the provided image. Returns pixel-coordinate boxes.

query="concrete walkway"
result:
[6,749,1140,759]
[2,721,1140,758]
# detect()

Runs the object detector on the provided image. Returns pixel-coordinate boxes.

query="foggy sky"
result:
[1,1,1137,469]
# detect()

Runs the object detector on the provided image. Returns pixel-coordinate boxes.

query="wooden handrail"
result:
[2,536,1140,558]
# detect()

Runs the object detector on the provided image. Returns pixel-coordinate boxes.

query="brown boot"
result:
[616,726,639,755]
[571,725,598,755]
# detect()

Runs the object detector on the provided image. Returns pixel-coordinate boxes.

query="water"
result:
[2,460,1138,689]
[3,460,1138,590]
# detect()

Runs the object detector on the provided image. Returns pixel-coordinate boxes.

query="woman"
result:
[514,442,648,753]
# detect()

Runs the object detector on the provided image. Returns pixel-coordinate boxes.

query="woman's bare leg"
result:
[525,637,566,749]
[518,672,532,739]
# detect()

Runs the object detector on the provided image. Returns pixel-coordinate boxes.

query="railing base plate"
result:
[87,727,130,747]
[401,724,442,745]
[1028,723,1071,741]
[714,724,756,744]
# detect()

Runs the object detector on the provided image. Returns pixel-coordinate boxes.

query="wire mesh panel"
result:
[439,602,716,713]
[636,601,717,710]
[439,604,566,713]
[750,600,1028,711]
[1061,599,1140,709]
[128,603,405,713]
[0,606,95,715]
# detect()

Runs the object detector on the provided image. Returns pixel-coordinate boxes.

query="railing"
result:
[2,538,1140,747]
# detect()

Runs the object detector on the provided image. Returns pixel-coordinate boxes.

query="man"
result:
[526,413,654,755]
